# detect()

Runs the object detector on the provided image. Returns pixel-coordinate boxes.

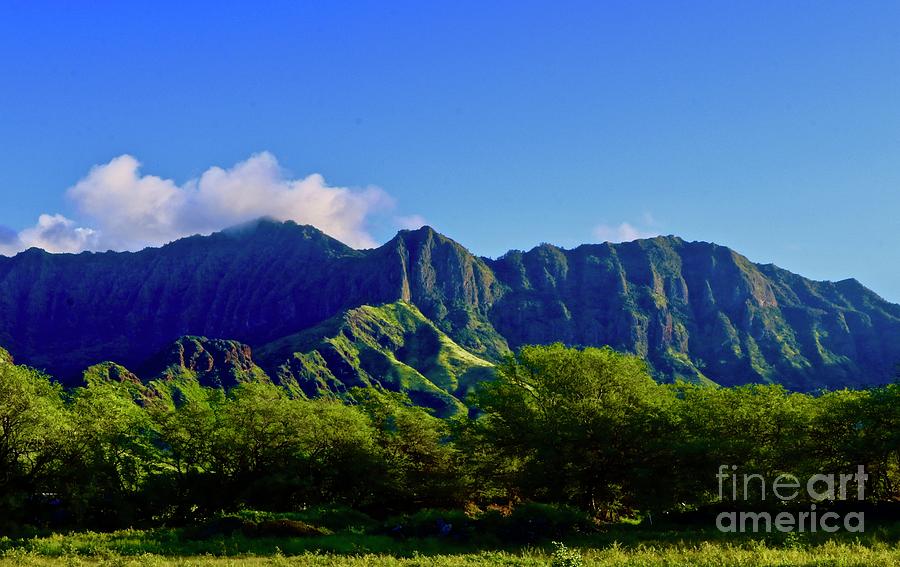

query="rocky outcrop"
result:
[139,336,268,390]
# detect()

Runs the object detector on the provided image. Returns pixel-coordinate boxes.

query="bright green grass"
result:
[4,543,900,566]
[4,526,900,566]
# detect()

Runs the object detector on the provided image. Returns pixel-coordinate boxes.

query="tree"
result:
[671,383,818,506]
[64,377,159,526]
[0,363,69,528]
[145,383,224,520]
[352,388,468,510]
[201,382,383,510]
[470,343,677,517]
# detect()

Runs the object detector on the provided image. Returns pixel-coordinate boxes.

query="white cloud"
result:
[0,214,98,255]
[68,155,187,250]
[187,153,391,248]
[592,221,659,243]
[1,152,419,255]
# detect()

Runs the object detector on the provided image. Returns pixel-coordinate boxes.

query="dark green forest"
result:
[2,343,899,536]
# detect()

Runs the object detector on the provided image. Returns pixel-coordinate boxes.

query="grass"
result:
[4,543,900,566]
[4,523,900,566]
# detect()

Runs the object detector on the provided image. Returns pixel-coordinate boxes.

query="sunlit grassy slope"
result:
[256,301,494,416]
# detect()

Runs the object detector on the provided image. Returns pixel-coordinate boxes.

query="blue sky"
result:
[0,1,898,301]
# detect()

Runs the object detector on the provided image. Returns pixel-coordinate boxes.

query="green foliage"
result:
[670,382,820,506]
[64,378,160,526]
[551,541,583,567]
[180,382,385,512]
[468,344,678,515]
[249,519,331,538]
[351,388,469,510]
[0,364,69,529]
[2,341,900,544]
[233,507,378,533]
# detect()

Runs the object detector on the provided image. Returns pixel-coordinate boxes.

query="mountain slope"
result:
[0,219,369,380]
[487,237,900,389]
[329,226,510,362]
[0,219,897,390]
[256,301,494,417]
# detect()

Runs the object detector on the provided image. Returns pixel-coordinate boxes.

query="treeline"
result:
[1,344,899,532]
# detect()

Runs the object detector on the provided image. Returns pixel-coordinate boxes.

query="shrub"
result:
[249,519,330,538]
[234,507,377,533]
[551,541,583,567]
[384,503,595,543]
[504,503,594,542]
[382,509,473,539]
[289,506,378,532]
[183,516,253,540]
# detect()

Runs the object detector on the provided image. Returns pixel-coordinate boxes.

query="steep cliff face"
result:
[372,228,509,360]
[486,237,900,389]
[757,267,900,388]
[0,219,897,390]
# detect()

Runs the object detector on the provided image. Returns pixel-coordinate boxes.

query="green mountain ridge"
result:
[0,219,897,391]
[487,236,900,389]
[60,303,493,416]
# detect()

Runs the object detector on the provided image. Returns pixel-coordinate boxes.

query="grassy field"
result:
[3,544,900,566]
[3,524,900,566]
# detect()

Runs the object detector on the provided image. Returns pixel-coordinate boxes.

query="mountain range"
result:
[1,218,897,411]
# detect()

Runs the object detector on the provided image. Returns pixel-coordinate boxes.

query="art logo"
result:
[715,465,867,533]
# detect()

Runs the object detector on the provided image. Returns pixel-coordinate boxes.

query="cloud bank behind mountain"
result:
[0,152,418,255]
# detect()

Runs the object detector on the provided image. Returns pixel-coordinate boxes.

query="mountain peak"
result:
[217,217,329,239]
[397,224,439,236]
[389,224,445,247]
[382,225,476,259]
[200,218,357,257]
